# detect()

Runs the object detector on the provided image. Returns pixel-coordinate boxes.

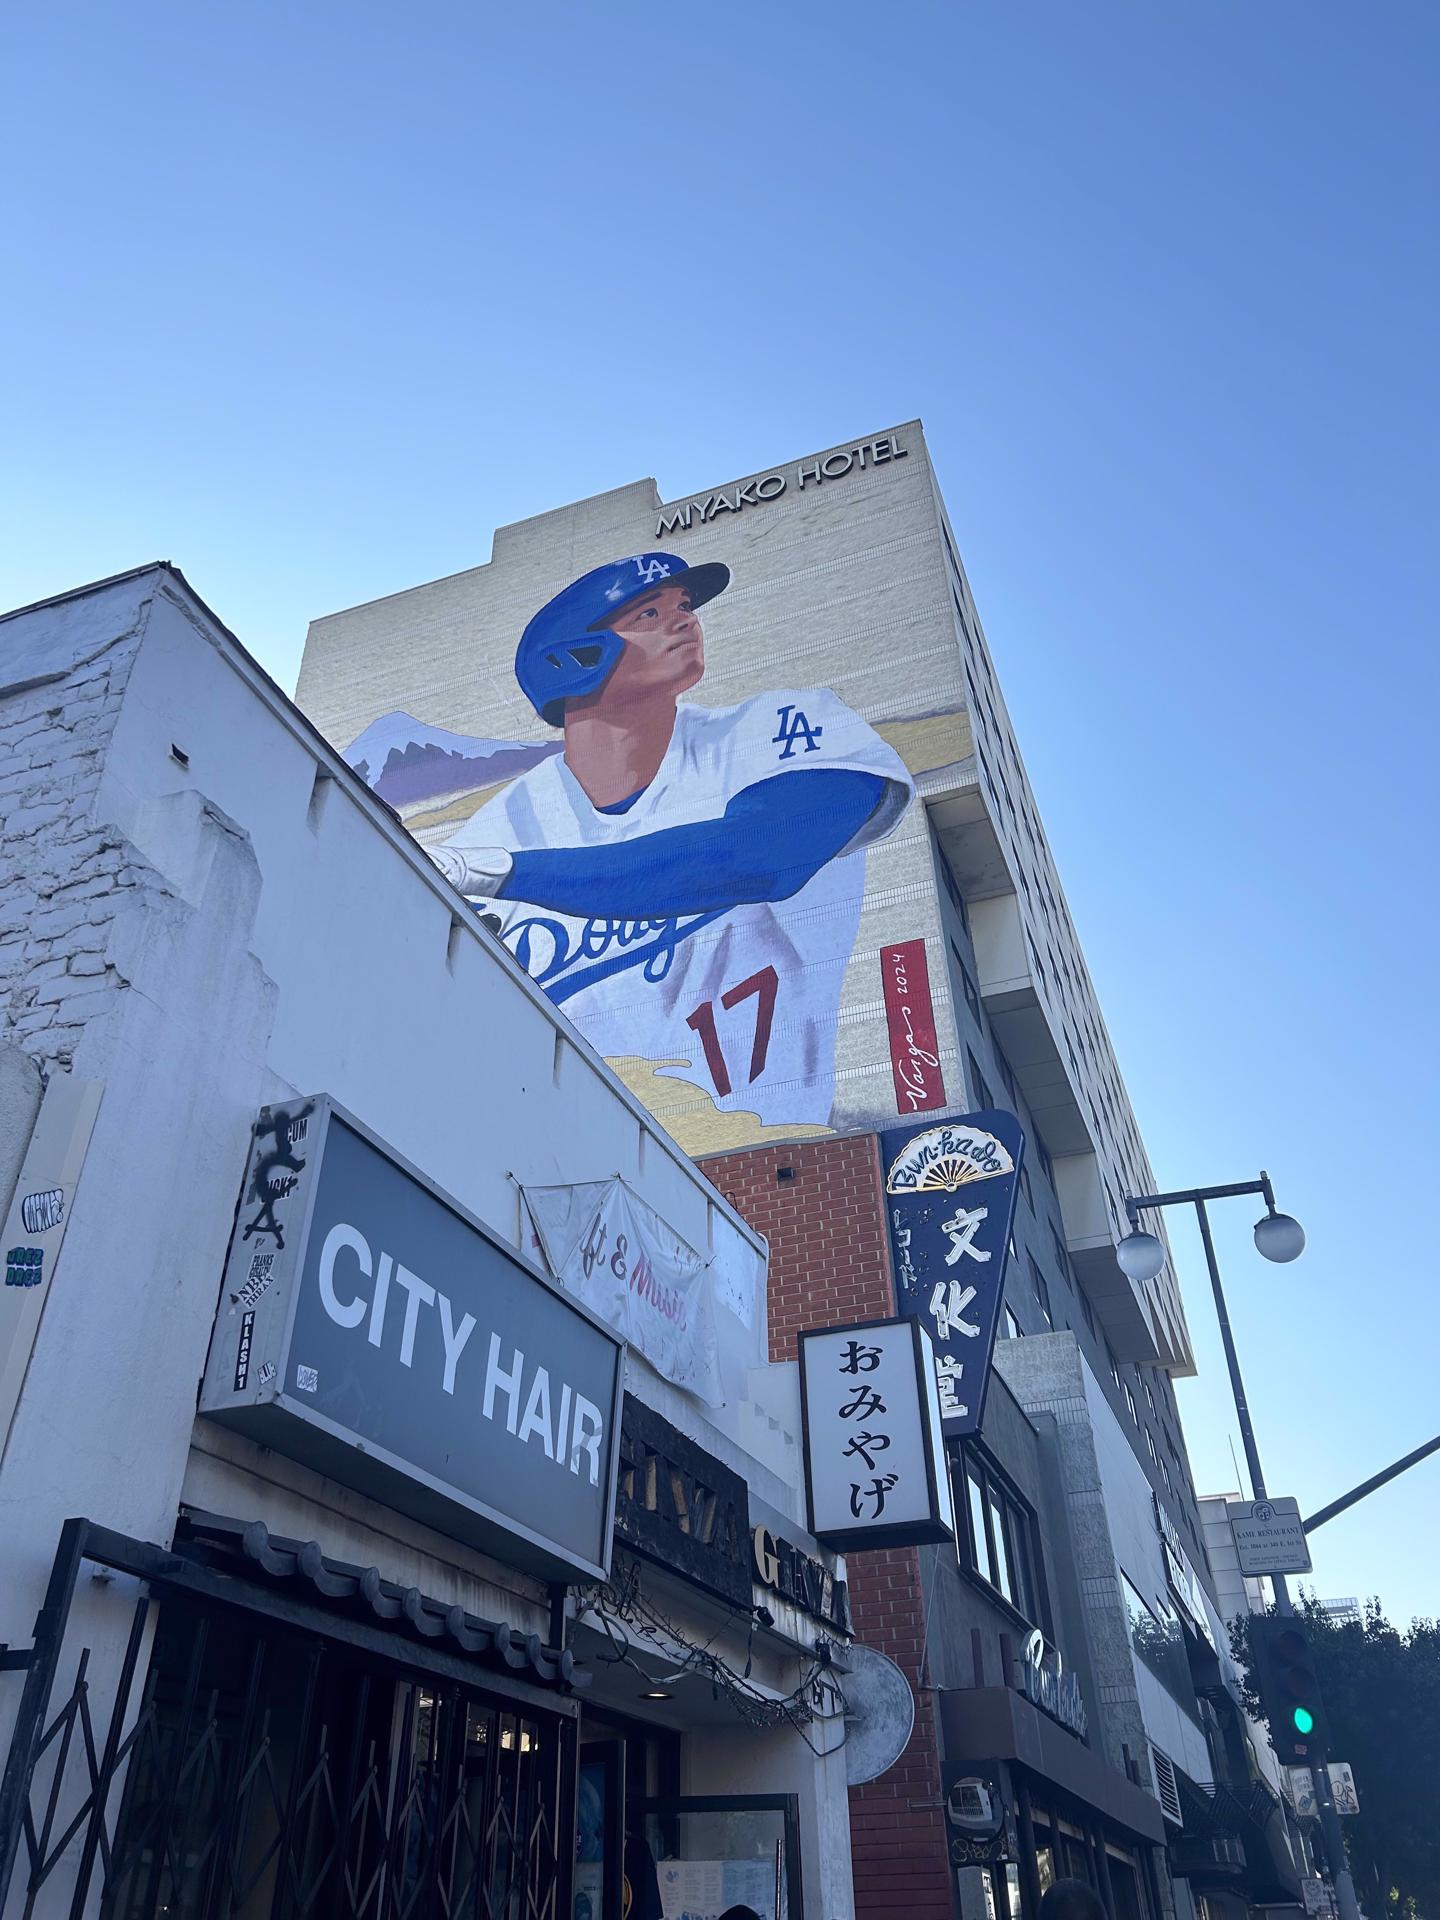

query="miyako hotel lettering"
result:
[656,434,907,533]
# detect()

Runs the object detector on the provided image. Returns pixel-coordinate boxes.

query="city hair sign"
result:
[656,434,908,535]
[881,1111,1025,1439]
[199,1096,624,1582]
[798,1317,956,1553]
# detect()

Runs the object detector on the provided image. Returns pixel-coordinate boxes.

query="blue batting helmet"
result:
[515,552,731,726]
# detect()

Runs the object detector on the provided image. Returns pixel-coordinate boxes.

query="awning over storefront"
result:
[941,1686,1167,1845]
[179,1508,582,1689]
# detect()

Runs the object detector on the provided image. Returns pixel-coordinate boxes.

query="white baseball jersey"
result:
[445,688,913,1127]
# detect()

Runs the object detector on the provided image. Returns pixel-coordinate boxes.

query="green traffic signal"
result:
[1293,1707,1315,1735]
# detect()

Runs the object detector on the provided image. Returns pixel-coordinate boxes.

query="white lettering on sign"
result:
[939,1204,991,1266]
[317,1220,599,1480]
[929,1278,980,1340]
[655,435,907,535]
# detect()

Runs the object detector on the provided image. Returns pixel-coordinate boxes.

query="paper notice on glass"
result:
[656,1857,777,1920]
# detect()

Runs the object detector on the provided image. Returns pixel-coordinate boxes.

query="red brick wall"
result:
[703,1137,954,1919]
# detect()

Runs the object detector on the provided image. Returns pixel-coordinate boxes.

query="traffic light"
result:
[1252,1615,1330,1763]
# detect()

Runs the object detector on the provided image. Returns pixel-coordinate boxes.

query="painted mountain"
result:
[343,712,560,809]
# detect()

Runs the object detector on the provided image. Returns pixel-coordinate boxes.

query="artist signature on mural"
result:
[895,1001,942,1109]
[882,940,946,1113]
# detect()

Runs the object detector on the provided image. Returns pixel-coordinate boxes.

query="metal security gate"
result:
[0,1522,578,1920]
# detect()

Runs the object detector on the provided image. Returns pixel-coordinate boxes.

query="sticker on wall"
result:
[880,1111,1025,1438]
[20,1188,64,1234]
[232,1250,278,1309]
[0,1076,104,1460]
[233,1310,255,1392]
[5,1247,44,1289]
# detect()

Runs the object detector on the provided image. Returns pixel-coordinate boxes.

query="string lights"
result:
[574,1558,849,1759]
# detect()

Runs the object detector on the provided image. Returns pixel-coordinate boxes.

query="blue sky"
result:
[4,3,1436,1621]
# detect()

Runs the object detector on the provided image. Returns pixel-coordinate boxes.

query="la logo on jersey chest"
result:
[773,704,824,759]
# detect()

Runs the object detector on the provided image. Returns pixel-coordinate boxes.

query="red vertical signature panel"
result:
[882,938,947,1115]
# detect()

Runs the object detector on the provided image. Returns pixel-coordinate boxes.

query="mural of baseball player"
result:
[411,552,914,1132]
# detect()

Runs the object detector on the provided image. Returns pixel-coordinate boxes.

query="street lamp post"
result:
[1118,1175,1361,1920]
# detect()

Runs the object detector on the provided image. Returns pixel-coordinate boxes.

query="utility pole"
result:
[1120,1177,1362,1920]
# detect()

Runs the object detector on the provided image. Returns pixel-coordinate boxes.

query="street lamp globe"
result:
[1116,1230,1166,1283]
[1254,1211,1306,1263]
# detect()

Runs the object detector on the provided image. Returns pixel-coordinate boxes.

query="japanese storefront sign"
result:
[752,1525,852,1633]
[199,1096,624,1583]
[798,1317,956,1552]
[880,1112,1025,1437]
[614,1393,752,1608]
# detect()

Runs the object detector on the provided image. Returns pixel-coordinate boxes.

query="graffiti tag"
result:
[241,1102,315,1250]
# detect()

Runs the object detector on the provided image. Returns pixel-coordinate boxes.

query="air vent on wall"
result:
[1150,1746,1182,1825]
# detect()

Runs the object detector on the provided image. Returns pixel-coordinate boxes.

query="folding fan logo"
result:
[884,1123,1015,1193]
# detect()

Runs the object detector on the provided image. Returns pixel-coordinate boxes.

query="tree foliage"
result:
[1230,1598,1440,1920]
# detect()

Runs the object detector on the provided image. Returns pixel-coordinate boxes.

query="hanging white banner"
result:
[523,1179,725,1406]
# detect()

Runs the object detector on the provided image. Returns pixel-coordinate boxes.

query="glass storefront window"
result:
[1036,1844,1056,1895]
[641,1799,799,1920]
[989,1490,1015,1604]
[956,1448,1046,1629]
[968,1468,995,1584]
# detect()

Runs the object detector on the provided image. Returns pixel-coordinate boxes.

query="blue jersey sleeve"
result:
[500,768,888,918]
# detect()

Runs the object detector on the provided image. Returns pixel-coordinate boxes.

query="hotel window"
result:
[952,943,982,1021]
[1027,1255,1053,1328]
[1049,1226,1072,1285]
[957,1452,1043,1625]
[939,855,971,936]
[1143,1376,1156,1412]
[1077,1288,1096,1339]
[1124,1383,1139,1426]
[1106,1343,1122,1392]
[966,1049,996,1115]
[1004,1306,1024,1340]
[1146,1430,1159,1467]
[1019,1162,1033,1215]
[995,1047,1018,1103]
